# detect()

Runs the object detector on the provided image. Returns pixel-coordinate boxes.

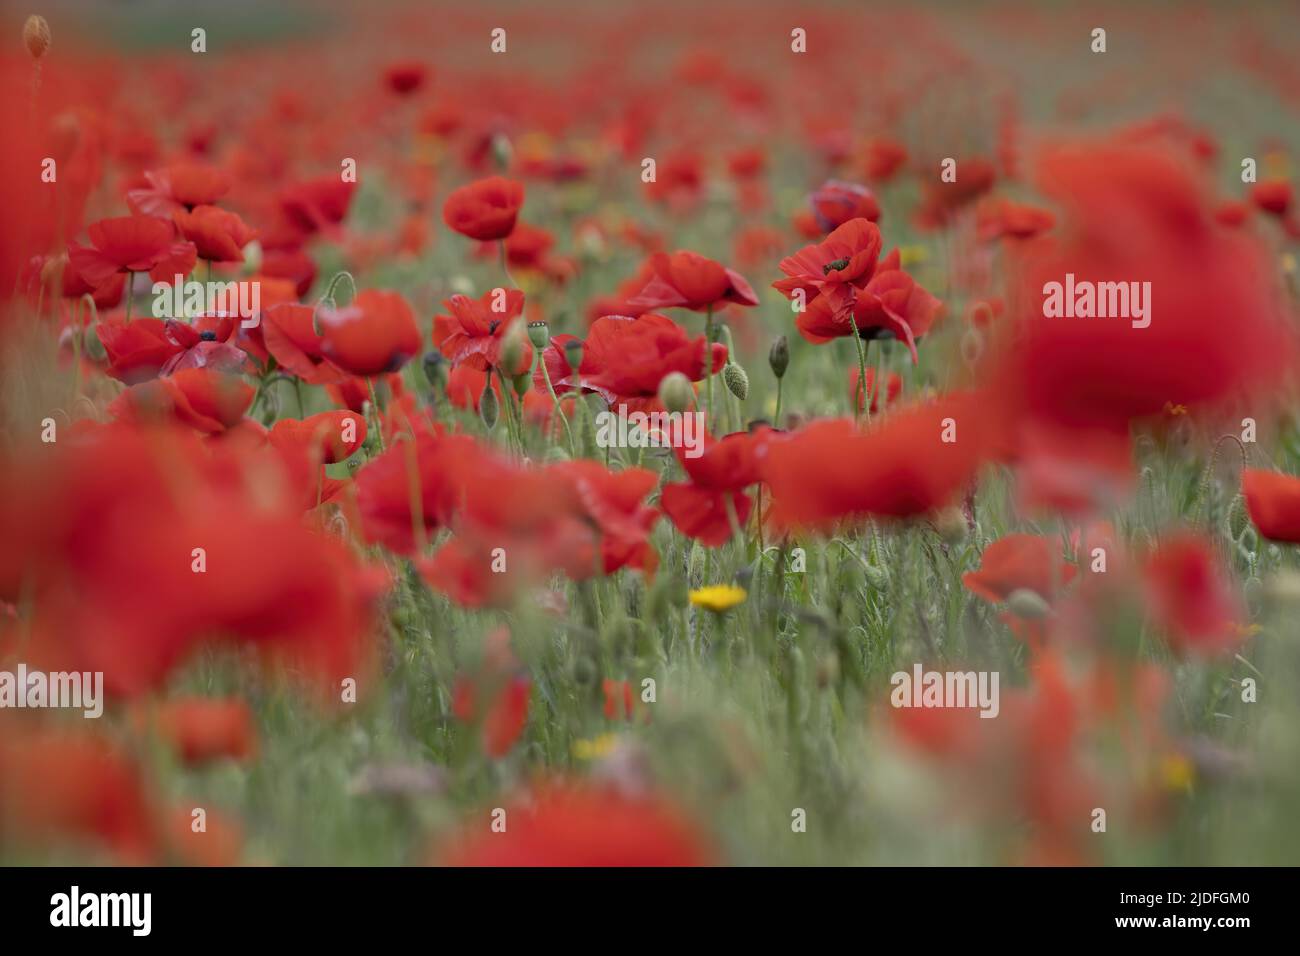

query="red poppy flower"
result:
[976,197,1056,241]
[432,288,532,373]
[278,176,357,235]
[986,137,1295,432]
[963,534,1078,604]
[849,366,902,414]
[173,204,258,263]
[127,163,232,218]
[1250,179,1292,217]
[437,783,713,866]
[68,215,197,289]
[1143,532,1245,657]
[0,728,160,864]
[318,289,421,376]
[796,247,941,361]
[442,176,525,241]
[384,61,428,95]
[915,156,997,228]
[578,313,726,410]
[270,409,367,463]
[810,180,881,231]
[2,425,384,697]
[97,317,186,384]
[628,250,758,312]
[453,663,532,759]
[661,429,768,546]
[548,460,661,575]
[760,393,996,530]
[109,368,254,434]
[135,697,257,766]
[261,303,348,385]
[1242,468,1300,543]
[603,679,636,721]
[864,137,908,182]
[773,217,883,319]
[157,316,252,377]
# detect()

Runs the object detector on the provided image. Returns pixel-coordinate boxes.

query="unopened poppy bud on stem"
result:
[479,377,500,429]
[769,335,789,379]
[723,362,749,401]
[422,350,446,387]
[563,339,584,374]
[658,371,694,413]
[527,320,549,349]
[24,15,50,59]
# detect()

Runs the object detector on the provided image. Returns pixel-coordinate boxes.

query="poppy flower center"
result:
[824,257,851,274]
[200,330,218,341]
[488,320,501,334]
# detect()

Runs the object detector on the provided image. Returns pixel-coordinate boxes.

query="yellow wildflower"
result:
[689,584,747,612]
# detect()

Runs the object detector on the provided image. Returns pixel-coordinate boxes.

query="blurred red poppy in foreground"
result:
[964,534,1078,605]
[1142,533,1245,657]
[318,289,422,376]
[68,215,196,289]
[437,783,713,866]
[760,393,995,530]
[1242,468,1300,543]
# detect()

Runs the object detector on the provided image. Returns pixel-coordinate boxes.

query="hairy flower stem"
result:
[499,240,516,288]
[847,314,870,425]
[704,306,715,430]
[367,378,387,453]
[125,272,134,324]
[537,355,577,457]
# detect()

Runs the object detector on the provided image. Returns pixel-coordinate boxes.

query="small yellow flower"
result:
[898,244,929,268]
[1159,753,1195,793]
[572,733,618,761]
[689,584,747,613]
[1232,622,1262,639]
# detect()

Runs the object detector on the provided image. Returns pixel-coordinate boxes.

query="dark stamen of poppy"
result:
[200,330,218,341]
[488,320,501,334]
[823,257,851,274]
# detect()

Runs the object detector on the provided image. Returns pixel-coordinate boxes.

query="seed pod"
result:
[769,335,789,379]
[24,15,50,59]
[422,350,446,387]
[478,377,499,429]
[658,371,694,413]
[563,339,584,374]
[723,362,749,401]
[527,320,549,349]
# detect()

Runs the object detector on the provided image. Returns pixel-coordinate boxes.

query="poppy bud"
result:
[500,320,526,373]
[527,320,549,349]
[422,350,446,387]
[512,371,530,398]
[479,377,499,429]
[24,15,50,59]
[1006,588,1051,619]
[658,371,694,414]
[769,335,789,379]
[932,506,968,545]
[563,339,584,374]
[723,363,749,401]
